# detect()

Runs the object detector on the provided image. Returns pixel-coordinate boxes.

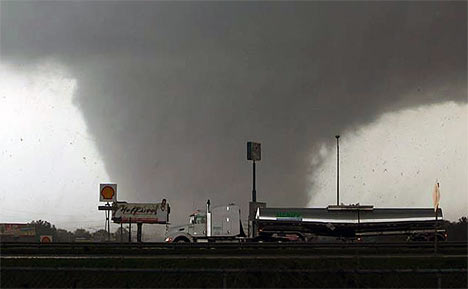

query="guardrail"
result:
[3,266,467,273]
[1,241,466,249]
[1,241,466,258]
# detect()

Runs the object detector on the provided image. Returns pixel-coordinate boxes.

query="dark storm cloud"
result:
[1,1,466,223]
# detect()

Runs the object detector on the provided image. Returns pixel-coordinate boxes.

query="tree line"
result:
[29,220,129,242]
[443,217,467,241]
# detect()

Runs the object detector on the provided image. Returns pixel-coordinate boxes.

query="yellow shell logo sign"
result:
[41,236,51,243]
[101,186,115,200]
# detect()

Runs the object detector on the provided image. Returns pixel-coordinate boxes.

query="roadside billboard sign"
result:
[112,200,169,224]
[100,183,117,202]
[0,223,36,237]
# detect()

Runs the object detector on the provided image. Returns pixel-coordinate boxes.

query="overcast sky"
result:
[0,1,466,230]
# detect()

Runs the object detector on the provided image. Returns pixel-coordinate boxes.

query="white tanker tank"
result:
[255,205,446,241]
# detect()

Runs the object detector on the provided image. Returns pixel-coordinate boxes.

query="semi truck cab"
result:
[165,201,245,243]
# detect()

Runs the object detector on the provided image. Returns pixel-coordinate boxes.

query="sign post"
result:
[98,184,170,243]
[433,181,441,254]
[120,222,123,243]
[137,223,143,243]
[247,142,261,202]
[129,218,132,243]
[335,135,340,206]
[247,141,261,238]
[99,183,117,241]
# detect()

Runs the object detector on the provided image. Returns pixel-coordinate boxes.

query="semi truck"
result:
[165,201,246,243]
[164,201,446,243]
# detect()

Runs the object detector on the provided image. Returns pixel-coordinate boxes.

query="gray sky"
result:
[0,1,466,229]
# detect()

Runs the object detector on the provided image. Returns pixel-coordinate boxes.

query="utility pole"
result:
[336,135,340,206]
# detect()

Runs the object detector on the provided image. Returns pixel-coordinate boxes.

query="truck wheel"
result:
[253,236,272,243]
[174,237,190,243]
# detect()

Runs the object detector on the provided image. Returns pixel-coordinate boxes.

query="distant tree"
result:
[114,227,129,242]
[55,229,74,242]
[444,216,468,241]
[92,229,109,242]
[30,220,57,242]
[74,228,92,240]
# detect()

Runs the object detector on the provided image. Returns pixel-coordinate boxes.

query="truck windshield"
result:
[195,215,206,224]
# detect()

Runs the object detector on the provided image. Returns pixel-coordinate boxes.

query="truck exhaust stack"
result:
[206,200,212,237]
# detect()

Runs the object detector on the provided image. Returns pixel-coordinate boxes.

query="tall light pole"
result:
[336,135,340,206]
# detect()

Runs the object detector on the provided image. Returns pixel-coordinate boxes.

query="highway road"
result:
[2,241,466,288]
[0,242,468,288]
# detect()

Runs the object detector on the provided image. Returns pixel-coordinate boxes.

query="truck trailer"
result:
[255,205,446,242]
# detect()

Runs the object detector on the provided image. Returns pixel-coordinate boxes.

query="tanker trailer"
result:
[255,205,447,242]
